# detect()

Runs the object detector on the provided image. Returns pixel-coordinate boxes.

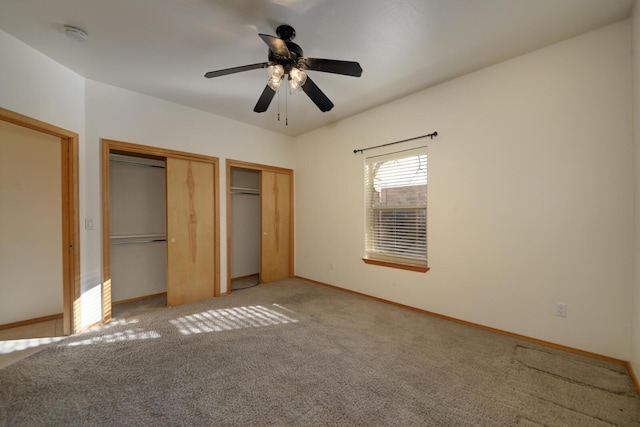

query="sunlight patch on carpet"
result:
[101,318,140,327]
[0,337,66,354]
[170,304,299,335]
[66,329,161,346]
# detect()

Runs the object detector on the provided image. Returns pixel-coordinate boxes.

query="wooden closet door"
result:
[166,158,215,306]
[260,170,291,283]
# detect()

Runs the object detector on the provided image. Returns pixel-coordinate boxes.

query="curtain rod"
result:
[353,131,438,154]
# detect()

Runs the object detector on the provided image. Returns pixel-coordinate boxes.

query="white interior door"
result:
[0,120,62,324]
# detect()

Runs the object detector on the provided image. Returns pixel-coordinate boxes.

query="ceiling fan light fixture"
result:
[267,64,284,91]
[267,64,284,79]
[288,67,307,94]
[204,24,361,114]
[268,75,283,91]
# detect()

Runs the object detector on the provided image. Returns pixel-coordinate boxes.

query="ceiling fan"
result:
[204,24,363,113]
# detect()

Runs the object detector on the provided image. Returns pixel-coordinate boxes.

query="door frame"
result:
[0,107,80,335]
[101,139,220,323]
[226,159,294,295]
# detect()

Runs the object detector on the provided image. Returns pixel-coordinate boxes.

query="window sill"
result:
[362,258,430,273]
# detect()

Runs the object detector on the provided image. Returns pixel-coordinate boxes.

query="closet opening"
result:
[230,167,261,291]
[108,152,167,307]
[102,139,220,324]
[226,159,294,295]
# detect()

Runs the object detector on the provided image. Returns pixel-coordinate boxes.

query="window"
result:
[364,147,428,272]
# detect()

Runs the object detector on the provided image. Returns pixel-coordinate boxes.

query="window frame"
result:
[362,147,429,273]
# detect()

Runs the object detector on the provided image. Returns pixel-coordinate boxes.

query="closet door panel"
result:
[166,158,215,306]
[260,170,291,283]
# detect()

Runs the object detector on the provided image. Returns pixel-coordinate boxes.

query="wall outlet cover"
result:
[555,303,567,317]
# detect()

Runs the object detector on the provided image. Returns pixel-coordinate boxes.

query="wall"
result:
[0,31,86,133]
[632,1,640,376]
[85,79,295,313]
[0,29,294,328]
[1,18,636,359]
[0,29,89,323]
[294,21,634,360]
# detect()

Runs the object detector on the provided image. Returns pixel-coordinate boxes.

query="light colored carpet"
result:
[0,278,638,426]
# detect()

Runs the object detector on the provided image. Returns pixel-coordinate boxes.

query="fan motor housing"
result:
[276,24,296,41]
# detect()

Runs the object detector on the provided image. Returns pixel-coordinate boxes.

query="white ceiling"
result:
[0,0,634,137]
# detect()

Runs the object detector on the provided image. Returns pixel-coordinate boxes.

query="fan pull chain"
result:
[285,88,288,126]
[277,87,281,122]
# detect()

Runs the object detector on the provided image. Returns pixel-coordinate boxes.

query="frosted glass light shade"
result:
[267,64,284,91]
[288,67,307,94]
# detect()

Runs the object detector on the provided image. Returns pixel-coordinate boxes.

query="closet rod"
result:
[109,158,165,168]
[110,234,167,245]
[110,238,167,245]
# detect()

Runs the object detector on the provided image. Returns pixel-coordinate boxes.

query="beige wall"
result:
[0,120,63,324]
[0,29,294,327]
[631,1,640,375]
[294,21,633,360]
[1,14,638,361]
[84,81,294,317]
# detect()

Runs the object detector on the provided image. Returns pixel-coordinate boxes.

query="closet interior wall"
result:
[230,167,260,281]
[109,154,167,302]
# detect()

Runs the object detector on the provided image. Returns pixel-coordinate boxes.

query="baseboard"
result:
[297,276,631,370]
[113,292,167,306]
[627,363,640,396]
[0,313,63,330]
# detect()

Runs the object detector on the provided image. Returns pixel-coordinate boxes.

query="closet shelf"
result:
[110,234,167,245]
[109,154,165,168]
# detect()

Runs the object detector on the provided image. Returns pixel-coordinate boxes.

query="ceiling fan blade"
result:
[253,85,277,113]
[258,34,290,57]
[299,58,363,77]
[204,62,268,78]
[301,76,334,112]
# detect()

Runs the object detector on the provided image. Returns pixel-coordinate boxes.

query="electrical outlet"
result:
[329,262,334,270]
[555,303,567,317]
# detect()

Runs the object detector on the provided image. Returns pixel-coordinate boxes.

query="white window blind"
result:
[364,147,427,267]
